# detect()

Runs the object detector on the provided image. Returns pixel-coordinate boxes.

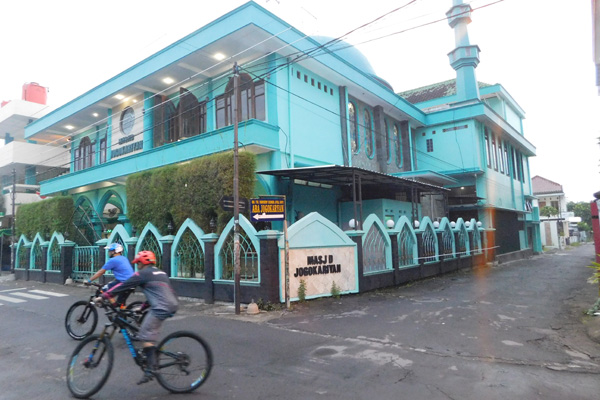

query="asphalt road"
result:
[1,244,599,399]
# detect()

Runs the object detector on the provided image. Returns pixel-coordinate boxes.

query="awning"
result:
[257,165,449,193]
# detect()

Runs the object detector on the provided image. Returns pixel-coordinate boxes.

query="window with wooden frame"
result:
[216,73,265,129]
[153,96,178,147]
[99,136,107,164]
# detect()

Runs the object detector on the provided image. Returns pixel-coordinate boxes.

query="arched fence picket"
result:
[13,212,490,302]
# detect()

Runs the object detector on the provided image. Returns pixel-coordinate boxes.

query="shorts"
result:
[137,310,166,343]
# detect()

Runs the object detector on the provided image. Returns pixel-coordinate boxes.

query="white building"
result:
[532,175,568,249]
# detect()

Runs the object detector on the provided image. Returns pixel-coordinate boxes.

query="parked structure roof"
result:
[532,175,564,195]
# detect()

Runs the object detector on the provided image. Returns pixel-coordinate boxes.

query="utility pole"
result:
[10,168,16,273]
[233,62,241,315]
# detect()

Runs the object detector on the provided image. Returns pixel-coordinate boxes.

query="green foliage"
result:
[127,151,256,234]
[331,281,341,298]
[568,201,592,227]
[540,206,558,218]
[256,297,281,311]
[578,222,590,232]
[16,196,74,240]
[297,279,307,302]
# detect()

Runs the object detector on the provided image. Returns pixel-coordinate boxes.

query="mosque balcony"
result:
[448,45,481,69]
[39,119,280,196]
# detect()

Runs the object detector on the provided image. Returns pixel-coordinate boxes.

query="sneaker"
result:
[137,371,154,385]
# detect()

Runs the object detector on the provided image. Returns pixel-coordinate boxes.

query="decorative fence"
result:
[13,213,490,302]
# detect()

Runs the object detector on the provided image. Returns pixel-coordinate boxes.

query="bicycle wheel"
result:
[65,300,98,340]
[155,331,213,393]
[66,334,114,399]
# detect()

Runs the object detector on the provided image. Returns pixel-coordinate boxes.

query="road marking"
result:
[0,294,26,303]
[11,292,49,300]
[0,288,27,293]
[29,290,69,297]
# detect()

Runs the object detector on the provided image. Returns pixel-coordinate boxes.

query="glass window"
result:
[426,138,434,152]
[77,137,93,170]
[216,74,265,129]
[484,129,491,168]
[99,137,106,164]
[498,139,504,173]
[348,102,358,153]
[394,124,402,167]
[364,109,373,157]
[503,143,509,176]
[384,120,391,163]
[491,133,498,170]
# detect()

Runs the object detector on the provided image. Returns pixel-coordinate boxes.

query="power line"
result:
[16,0,509,188]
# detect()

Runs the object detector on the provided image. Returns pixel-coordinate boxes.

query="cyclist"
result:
[96,250,179,384]
[87,243,134,307]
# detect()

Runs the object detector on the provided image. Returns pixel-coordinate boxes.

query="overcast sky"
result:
[2,0,598,202]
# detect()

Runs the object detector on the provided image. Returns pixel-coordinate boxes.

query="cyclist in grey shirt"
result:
[99,250,178,384]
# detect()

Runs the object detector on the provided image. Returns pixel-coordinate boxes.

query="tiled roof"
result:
[532,175,564,195]
[398,79,493,104]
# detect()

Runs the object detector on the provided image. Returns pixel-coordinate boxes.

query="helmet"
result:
[106,243,124,253]
[131,250,156,265]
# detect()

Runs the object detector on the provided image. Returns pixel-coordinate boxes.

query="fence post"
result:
[41,241,49,283]
[346,230,364,292]
[201,233,219,304]
[159,235,174,277]
[60,241,76,284]
[256,229,283,304]
[388,229,399,285]
[95,239,108,284]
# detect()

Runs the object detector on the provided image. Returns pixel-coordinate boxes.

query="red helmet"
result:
[131,250,156,265]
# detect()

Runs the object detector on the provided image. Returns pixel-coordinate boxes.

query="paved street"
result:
[1,244,600,399]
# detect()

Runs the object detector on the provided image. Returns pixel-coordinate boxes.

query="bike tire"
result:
[155,331,213,393]
[65,300,98,340]
[66,334,114,399]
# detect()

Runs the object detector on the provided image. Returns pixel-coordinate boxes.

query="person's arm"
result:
[88,268,106,283]
[102,270,146,298]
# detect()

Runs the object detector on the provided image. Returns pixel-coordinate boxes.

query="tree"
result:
[572,202,592,228]
[540,206,558,219]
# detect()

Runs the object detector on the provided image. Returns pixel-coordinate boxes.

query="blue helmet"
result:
[106,243,124,253]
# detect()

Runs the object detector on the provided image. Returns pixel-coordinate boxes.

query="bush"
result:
[297,279,307,302]
[331,281,341,298]
[127,151,256,234]
[16,196,74,240]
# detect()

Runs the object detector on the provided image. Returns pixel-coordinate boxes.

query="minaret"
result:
[446,0,481,103]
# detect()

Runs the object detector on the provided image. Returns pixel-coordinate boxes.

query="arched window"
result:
[216,73,265,129]
[364,109,373,158]
[153,97,177,147]
[385,120,391,163]
[394,124,402,167]
[348,102,358,153]
[76,137,94,171]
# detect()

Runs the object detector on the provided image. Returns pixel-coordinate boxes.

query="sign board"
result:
[219,196,248,212]
[250,197,286,222]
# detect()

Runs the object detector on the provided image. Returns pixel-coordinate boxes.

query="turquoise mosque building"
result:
[24,0,541,256]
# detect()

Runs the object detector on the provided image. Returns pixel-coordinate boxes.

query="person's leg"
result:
[136,312,164,384]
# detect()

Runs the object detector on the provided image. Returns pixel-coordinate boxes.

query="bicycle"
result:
[66,299,212,399]
[64,281,148,340]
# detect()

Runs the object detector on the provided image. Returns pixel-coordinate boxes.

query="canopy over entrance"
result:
[258,165,449,229]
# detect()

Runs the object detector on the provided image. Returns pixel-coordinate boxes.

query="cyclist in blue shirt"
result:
[88,243,134,306]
